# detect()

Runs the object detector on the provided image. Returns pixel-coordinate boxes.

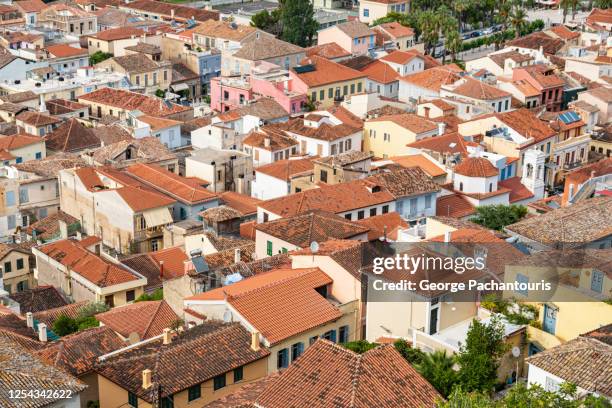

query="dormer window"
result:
[371,185,381,193]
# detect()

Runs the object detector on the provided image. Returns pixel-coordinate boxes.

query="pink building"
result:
[512,65,564,112]
[209,62,307,114]
[210,76,254,112]
[317,21,375,56]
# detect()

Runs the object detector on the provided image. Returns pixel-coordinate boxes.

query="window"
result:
[266,240,273,256]
[515,273,529,296]
[489,183,493,192]
[128,391,138,407]
[309,335,318,345]
[281,247,288,254]
[370,208,377,216]
[545,377,560,392]
[345,139,351,150]
[16,258,24,270]
[328,88,333,98]
[7,215,15,230]
[311,91,316,101]
[343,85,348,95]
[350,84,355,94]
[425,194,432,209]
[153,72,157,84]
[339,325,349,343]
[189,383,202,399]
[291,342,304,361]
[16,280,27,292]
[5,191,15,206]
[322,329,337,342]
[105,295,114,308]
[354,38,359,45]
[504,100,509,111]
[459,182,463,191]
[160,395,174,408]
[357,82,362,92]
[4,262,11,273]
[357,210,365,220]
[319,90,324,100]
[344,213,352,220]
[213,373,226,390]
[382,205,389,214]
[19,187,28,204]
[320,170,328,183]
[277,348,289,369]
[35,152,42,159]
[126,290,135,302]
[234,367,243,382]
[591,270,604,293]
[363,8,369,17]
[383,133,390,142]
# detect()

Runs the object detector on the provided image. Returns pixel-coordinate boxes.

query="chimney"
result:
[251,331,260,351]
[170,9,175,19]
[444,231,451,243]
[142,369,152,389]
[234,248,241,264]
[264,137,270,147]
[26,312,33,328]
[159,260,164,279]
[438,122,446,135]
[162,328,171,345]
[58,219,68,239]
[38,323,48,342]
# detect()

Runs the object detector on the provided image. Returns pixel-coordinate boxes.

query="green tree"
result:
[445,28,462,63]
[415,350,458,397]
[250,9,282,36]
[135,288,164,302]
[280,0,318,47]
[470,204,527,231]
[342,340,379,354]
[509,7,527,39]
[394,338,426,364]
[438,387,494,407]
[456,315,508,392]
[52,314,78,336]
[89,51,113,65]
[76,316,100,331]
[77,302,109,319]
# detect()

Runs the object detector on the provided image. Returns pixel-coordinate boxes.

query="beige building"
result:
[96,323,270,408]
[87,27,158,57]
[0,243,33,293]
[33,237,147,306]
[95,53,171,95]
[39,4,97,36]
[359,0,409,24]
[58,167,176,254]
[364,113,440,158]
[185,267,358,373]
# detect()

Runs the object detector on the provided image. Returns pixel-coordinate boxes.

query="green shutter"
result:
[266,241,273,256]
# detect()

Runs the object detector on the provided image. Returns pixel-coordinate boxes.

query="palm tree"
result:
[510,7,527,39]
[559,0,570,23]
[452,0,469,32]
[415,350,458,397]
[445,29,462,62]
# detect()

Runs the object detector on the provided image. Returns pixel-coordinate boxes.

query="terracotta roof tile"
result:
[436,193,476,218]
[0,133,43,150]
[95,300,178,340]
[125,163,217,204]
[96,322,270,402]
[407,131,468,156]
[33,301,89,328]
[293,55,366,88]
[400,66,462,92]
[13,0,46,13]
[259,179,394,217]
[8,286,68,314]
[255,157,314,181]
[305,42,351,60]
[256,210,369,247]
[380,49,422,65]
[233,35,304,61]
[332,20,374,38]
[356,212,407,240]
[454,156,498,177]
[90,26,144,41]
[548,25,580,40]
[497,108,557,144]
[36,239,142,287]
[16,111,61,127]
[46,44,87,58]
[388,154,446,177]
[123,0,219,23]
[375,22,414,39]
[148,246,188,279]
[45,118,100,152]
[446,77,511,100]
[193,19,258,41]
[35,326,125,376]
[219,191,261,216]
[209,340,442,408]
[187,268,341,345]
[498,176,534,203]
[368,112,437,133]
[360,60,400,84]
[507,32,565,55]
[79,87,191,117]
[115,185,177,212]
[243,129,297,151]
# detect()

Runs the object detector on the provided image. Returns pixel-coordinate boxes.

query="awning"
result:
[171,83,189,92]
[143,207,173,227]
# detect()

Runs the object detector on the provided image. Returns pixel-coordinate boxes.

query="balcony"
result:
[562,161,583,171]
[133,226,164,242]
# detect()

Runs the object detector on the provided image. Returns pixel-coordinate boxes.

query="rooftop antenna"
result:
[309,241,319,262]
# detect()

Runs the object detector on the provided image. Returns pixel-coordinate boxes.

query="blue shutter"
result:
[591,270,604,293]
[297,342,304,356]
[330,329,337,343]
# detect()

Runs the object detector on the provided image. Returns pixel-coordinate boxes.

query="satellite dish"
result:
[511,346,521,358]
[310,241,319,254]
[222,309,232,323]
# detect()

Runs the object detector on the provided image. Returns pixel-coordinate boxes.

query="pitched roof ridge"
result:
[348,350,363,408]
[142,301,165,339]
[226,267,321,300]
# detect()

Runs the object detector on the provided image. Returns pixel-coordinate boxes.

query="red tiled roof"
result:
[407,132,469,156]
[95,300,178,340]
[454,156,498,177]
[36,239,142,287]
[356,212,407,240]
[368,113,437,133]
[388,154,447,177]
[400,66,462,92]
[380,49,422,65]
[46,44,87,58]
[79,87,191,117]
[497,108,557,144]
[149,246,188,279]
[90,26,144,41]
[498,176,534,203]
[293,56,366,88]
[187,268,342,345]
[123,0,219,23]
[126,163,217,205]
[259,180,394,217]
[255,157,315,181]
[305,42,351,60]
[375,22,414,39]
[219,191,261,216]
[115,186,176,212]
[360,60,400,84]
[447,77,511,100]
[549,25,580,40]
[436,193,476,218]
[14,0,46,13]
[16,111,61,127]
[0,133,43,150]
